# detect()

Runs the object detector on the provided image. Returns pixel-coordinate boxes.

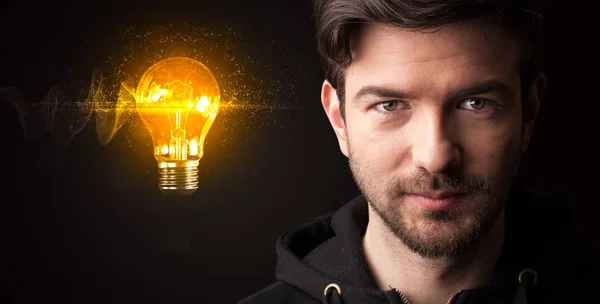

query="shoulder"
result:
[237,281,319,304]
[541,255,600,302]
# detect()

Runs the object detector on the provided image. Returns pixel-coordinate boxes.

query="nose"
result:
[411,111,461,174]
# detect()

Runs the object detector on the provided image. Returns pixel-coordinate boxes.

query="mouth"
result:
[405,191,468,212]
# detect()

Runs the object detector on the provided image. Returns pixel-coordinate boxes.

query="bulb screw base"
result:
[158,165,199,196]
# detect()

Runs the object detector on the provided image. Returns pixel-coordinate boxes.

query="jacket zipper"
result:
[393,288,410,304]
[393,288,461,304]
[446,291,461,304]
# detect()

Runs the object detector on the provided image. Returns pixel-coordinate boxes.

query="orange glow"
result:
[196,95,210,113]
[135,57,220,194]
[189,138,199,156]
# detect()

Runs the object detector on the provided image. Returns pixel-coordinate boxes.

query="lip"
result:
[406,192,468,211]
[411,191,461,199]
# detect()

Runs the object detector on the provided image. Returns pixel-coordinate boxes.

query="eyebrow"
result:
[352,80,515,103]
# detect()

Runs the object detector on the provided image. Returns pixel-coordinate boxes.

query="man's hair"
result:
[312,0,544,120]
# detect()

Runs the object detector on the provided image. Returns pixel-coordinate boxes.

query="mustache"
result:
[388,170,496,197]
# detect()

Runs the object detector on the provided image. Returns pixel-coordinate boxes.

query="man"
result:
[240,0,598,303]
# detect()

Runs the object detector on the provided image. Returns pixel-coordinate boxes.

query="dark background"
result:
[0,1,598,303]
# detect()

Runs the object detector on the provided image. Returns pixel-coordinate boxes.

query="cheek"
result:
[347,115,410,174]
[460,118,522,174]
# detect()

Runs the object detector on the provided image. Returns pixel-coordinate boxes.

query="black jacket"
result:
[239,185,599,303]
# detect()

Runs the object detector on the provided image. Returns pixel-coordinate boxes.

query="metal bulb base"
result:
[158,165,199,196]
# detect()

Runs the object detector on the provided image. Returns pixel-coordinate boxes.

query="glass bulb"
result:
[136,57,220,195]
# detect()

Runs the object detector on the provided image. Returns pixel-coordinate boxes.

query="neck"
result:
[362,206,505,304]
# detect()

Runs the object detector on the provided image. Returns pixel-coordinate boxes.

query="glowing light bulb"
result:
[136,57,220,195]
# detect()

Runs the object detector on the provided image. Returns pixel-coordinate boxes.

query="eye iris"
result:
[470,99,486,110]
[382,101,398,111]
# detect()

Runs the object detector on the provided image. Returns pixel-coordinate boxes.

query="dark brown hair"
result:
[312,0,544,120]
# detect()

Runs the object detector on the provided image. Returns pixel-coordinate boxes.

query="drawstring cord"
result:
[323,283,343,304]
[513,268,538,304]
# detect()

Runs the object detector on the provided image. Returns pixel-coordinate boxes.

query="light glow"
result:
[135,57,220,195]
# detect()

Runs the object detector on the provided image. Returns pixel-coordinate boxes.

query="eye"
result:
[459,98,492,110]
[374,100,407,112]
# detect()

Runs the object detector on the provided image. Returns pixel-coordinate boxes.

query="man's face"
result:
[322,22,542,258]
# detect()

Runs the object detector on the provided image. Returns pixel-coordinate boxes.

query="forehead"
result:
[346,22,521,91]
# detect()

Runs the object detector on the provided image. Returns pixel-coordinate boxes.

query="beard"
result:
[348,142,521,259]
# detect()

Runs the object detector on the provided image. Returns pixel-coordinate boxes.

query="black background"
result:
[1,1,598,303]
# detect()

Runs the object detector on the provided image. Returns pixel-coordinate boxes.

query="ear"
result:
[521,73,547,154]
[321,80,349,157]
